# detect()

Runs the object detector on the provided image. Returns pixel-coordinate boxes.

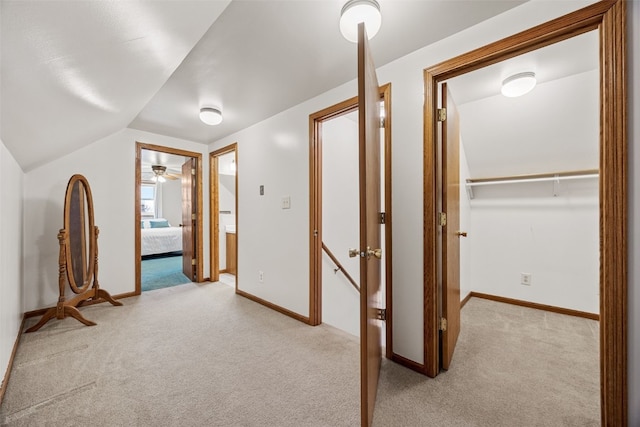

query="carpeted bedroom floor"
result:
[141,254,191,292]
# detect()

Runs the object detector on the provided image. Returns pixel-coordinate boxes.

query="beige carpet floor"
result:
[1,284,599,426]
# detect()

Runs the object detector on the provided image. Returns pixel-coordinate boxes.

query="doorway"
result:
[209,143,238,286]
[135,142,204,294]
[423,1,627,423]
[309,84,392,352]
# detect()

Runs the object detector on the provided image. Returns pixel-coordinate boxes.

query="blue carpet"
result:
[141,254,191,292]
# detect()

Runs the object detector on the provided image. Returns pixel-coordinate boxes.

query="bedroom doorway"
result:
[209,143,238,287]
[135,142,204,294]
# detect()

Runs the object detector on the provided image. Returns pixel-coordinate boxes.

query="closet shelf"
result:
[465,169,599,198]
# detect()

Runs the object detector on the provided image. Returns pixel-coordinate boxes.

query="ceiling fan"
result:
[150,165,180,182]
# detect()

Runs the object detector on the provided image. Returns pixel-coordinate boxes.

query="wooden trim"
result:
[469,292,599,320]
[308,111,322,326]
[308,84,393,348]
[135,142,204,294]
[236,289,310,325]
[423,68,439,378]
[423,1,627,423]
[113,291,137,300]
[381,84,393,360]
[389,352,427,375]
[460,292,472,309]
[599,1,627,423]
[209,143,238,286]
[0,316,26,406]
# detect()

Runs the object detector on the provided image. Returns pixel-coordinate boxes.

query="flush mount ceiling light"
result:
[339,0,381,43]
[501,72,537,97]
[199,107,223,125]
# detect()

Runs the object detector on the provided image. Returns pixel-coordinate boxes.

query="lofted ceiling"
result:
[448,30,600,178]
[1,0,527,172]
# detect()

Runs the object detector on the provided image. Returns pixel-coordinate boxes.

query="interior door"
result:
[440,83,461,370]
[182,158,197,281]
[357,23,383,427]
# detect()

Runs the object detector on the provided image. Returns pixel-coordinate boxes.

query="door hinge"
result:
[437,108,447,122]
[191,168,196,176]
[191,258,196,266]
[313,229,318,237]
[438,212,447,227]
[192,213,196,220]
[379,212,386,224]
[440,317,448,332]
[380,117,385,128]
[376,308,386,321]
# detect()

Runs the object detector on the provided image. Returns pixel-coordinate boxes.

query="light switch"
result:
[281,196,291,209]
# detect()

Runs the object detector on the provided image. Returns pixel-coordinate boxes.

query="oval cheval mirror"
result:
[27,174,122,332]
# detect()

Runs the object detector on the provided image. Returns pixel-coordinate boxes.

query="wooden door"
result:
[357,23,383,427]
[440,84,461,370]
[182,158,196,281]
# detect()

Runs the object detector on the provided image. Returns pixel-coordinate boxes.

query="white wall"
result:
[322,115,360,337]
[209,1,608,365]
[629,0,640,423]
[159,178,182,227]
[0,139,24,393]
[22,128,210,311]
[459,140,472,301]
[467,179,599,313]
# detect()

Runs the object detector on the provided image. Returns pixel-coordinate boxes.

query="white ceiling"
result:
[448,30,600,178]
[1,0,527,172]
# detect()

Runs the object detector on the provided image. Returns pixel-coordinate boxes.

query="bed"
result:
[141,219,183,256]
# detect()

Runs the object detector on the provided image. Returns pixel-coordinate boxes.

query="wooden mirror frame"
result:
[27,174,122,332]
[423,1,627,424]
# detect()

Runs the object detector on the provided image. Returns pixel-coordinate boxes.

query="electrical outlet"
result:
[281,196,291,209]
[521,273,532,286]
[258,270,264,283]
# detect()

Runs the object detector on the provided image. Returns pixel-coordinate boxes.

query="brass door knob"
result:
[367,247,382,259]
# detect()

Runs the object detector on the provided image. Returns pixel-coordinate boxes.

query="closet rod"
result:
[466,169,599,187]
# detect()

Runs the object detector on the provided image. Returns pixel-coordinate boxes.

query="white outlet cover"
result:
[281,196,291,209]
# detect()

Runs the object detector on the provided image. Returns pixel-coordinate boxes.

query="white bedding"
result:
[141,226,182,256]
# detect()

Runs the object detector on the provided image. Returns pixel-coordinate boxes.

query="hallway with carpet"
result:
[1,284,599,426]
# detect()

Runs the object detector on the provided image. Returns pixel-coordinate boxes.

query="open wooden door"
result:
[440,83,462,370]
[357,23,383,427]
[182,158,197,281]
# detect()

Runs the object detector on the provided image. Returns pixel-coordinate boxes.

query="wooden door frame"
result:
[209,143,238,286]
[309,84,393,355]
[135,142,204,294]
[423,1,627,424]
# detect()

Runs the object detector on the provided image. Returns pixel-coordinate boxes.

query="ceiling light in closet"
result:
[339,0,381,43]
[501,72,537,97]
[199,107,223,125]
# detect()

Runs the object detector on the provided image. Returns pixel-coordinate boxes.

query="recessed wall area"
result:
[321,111,361,337]
[217,151,236,278]
[449,31,600,314]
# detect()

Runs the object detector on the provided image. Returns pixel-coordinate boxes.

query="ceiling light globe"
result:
[340,0,381,43]
[199,107,223,125]
[501,72,537,98]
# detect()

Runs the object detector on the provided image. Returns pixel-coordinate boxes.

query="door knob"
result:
[456,231,468,237]
[367,247,382,259]
[348,248,359,258]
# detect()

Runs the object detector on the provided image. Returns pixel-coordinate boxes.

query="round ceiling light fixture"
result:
[199,107,223,125]
[501,72,537,98]
[339,0,381,43]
